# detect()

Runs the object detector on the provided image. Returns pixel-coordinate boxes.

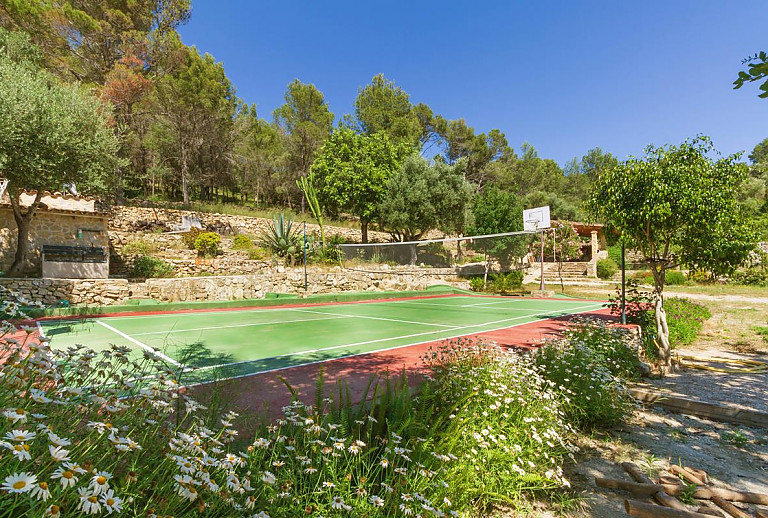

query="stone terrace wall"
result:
[0,266,467,306]
[109,206,390,242]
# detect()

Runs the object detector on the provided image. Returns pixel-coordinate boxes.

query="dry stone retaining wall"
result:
[0,266,466,306]
[109,206,390,242]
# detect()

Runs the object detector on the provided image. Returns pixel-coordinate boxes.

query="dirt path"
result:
[564,346,768,518]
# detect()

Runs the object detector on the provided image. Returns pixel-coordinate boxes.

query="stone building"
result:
[0,190,109,277]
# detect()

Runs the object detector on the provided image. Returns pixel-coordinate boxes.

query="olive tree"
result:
[588,137,755,369]
[0,57,119,276]
[379,155,474,242]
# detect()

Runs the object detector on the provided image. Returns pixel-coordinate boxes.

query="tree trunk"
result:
[361,220,369,244]
[7,191,44,277]
[180,142,190,205]
[655,292,672,371]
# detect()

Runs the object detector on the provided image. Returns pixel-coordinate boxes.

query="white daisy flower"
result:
[5,429,35,442]
[331,496,346,510]
[176,483,198,501]
[90,471,112,495]
[31,481,51,501]
[10,443,31,461]
[100,489,123,514]
[78,487,101,515]
[370,495,384,506]
[261,471,275,485]
[2,472,37,493]
[51,467,78,489]
[49,445,70,462]
[3,408,28,422]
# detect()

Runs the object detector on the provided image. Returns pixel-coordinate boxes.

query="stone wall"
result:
[0,208,109,275]
[109,206,390,242]
[0,266,467,306]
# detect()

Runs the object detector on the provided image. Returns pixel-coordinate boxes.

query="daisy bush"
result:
[0,293,456,517]
[422,339,576,510]
[534,318,640,430]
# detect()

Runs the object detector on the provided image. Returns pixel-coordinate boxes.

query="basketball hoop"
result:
[0,178,8,201]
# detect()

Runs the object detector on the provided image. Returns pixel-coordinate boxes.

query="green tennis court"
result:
[39,294,604,384]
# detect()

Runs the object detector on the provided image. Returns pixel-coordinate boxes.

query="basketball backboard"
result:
[522,206,551,232]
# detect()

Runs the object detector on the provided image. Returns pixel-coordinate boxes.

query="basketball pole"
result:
[539,227,545,292]
[303,221,308,293]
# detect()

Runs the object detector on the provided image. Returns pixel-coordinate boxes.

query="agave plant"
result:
[260,213,301,265]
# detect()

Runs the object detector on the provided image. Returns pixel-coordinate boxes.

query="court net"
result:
[338,230,536,271]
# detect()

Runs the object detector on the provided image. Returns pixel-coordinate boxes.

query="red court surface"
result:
[190,307,619,424]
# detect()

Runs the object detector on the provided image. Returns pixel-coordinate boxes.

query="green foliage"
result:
[588,136,755,365]
[423,339,575,510]
[260,213,300,264]
[535,319,639,429]
[275,79,334,200]
[597,258,618,279]
[665,270,688,286]
[354,73,421,147]
[149,43,237,204]
[131,255,174,278]
[467,187,528,264]
[310,128,412,239]
[297,175,325,243]
[122,238,158,256]
[753,325,768,343]
[664,297,711,347]
[589,137,755,286]
[607,244,623,265]
[231,234,254,250]
[734,50,768,99]
[721,429,749,447]
[247,246,268,260]
[489,271,524,294]
[181,227,203,249]
[193,231,221,257]
[469,276,485,292]
[729,252,768,286]
[379,155,474,241]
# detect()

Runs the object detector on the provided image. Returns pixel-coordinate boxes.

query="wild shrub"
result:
[181,227,203,249]
[194,231,221,258]
[469,276,485,292]
[231,234,254,250]
[130,255,174,278]
[534,319,639,429]
[489,270,523,294]
[596,257,618,280]
[121,238,158,256]
[247,246,268,260]
[665,270,687,285]
[423,339,575,510]
[664,297,711,347]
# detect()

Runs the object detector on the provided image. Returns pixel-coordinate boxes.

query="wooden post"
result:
[622,462,687,510]
[625,499,715,518]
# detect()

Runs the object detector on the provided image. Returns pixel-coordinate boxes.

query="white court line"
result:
[189,302,603,374]
[96,320,183,368]
[290,308,458,328]
[130,315,346,337]
[184,303,605,387]
[461,299,533,307]
[36,321,47,339]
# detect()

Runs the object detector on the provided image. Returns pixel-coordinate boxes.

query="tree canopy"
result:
[310,128,411,242]
[0,51,119,274]
[379,156,474,242]
[588,136,756,367]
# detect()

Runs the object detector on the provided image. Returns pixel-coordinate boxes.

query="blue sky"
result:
[179,1,768,165]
